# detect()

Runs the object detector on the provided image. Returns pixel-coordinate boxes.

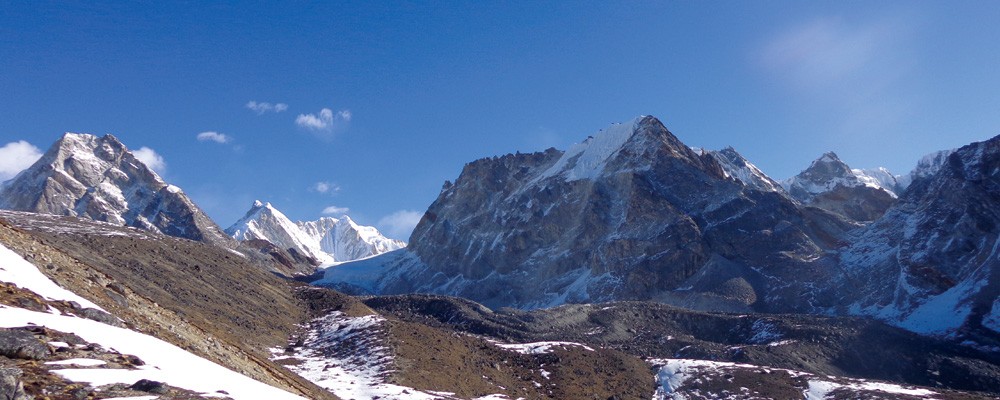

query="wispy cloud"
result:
[377,210,423,240]
[756,15,917,144]
[312,181,341,194]
[246,101,288,115]
[0,140,42,181]
[758,17,901,90]
[196,131,231,144]
[296,107,351,132]
[322,205,350,215]
[133,146,166,174]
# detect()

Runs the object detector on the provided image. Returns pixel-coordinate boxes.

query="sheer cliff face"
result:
[0,133,233,247]
[396,116,852,310]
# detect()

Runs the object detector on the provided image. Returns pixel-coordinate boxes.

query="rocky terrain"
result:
[838,135,1000,342]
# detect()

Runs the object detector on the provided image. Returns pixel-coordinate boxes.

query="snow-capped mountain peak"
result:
[0,132,232,246]
[226,201,405,265]
[783,151,900,201]
[226,200,331,264]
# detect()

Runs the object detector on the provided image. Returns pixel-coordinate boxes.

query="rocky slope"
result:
[359,294,1000,397]
[226,200,405,265]
[320,116,855,312]
[0,210,342,399]
[839,135,1000,342]
[0,133,233,247]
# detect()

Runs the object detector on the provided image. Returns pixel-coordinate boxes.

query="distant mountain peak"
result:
[782,151,900,222]
[227,201,405,265]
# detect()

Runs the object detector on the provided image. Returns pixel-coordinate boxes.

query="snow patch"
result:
[495,341,595,355]
[0,242,105,311]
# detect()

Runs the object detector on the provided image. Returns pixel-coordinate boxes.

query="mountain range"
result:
[1,119,998,399]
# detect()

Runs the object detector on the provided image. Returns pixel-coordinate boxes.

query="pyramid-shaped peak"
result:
[816,151,842,163]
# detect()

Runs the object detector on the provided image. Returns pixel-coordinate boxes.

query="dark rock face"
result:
[810,184,898,222]
[334,116,853,311]
[130,379,168,394]
[0,329,49,360]
[840,135,1000,341]
[0,133,233,247]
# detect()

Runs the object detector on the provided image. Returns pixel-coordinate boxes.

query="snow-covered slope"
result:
[0,133,232,247]
[896,148,957,189]
[226,201,405,264]
[0,241,303,399]
[652,359,944,400]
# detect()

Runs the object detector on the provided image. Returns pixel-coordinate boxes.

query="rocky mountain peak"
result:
[0,132,233,247]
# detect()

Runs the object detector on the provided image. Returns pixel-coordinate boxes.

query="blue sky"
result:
[2,1,1000,240]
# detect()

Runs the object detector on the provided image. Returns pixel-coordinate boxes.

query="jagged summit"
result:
[226,201,405,264]
[0,132,232,246]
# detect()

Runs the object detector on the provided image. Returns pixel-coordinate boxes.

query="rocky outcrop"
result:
[0,133,233,247]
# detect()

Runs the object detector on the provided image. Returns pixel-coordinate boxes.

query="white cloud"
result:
[246,101,289,115]
[758,17,904,91]
[313,181,340,194]
[322,205,350,215]
[377,210,423,240]
[132,147,166,174]
[196,131,231,144]
[296,107,351,131]
[0,141,43,181]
